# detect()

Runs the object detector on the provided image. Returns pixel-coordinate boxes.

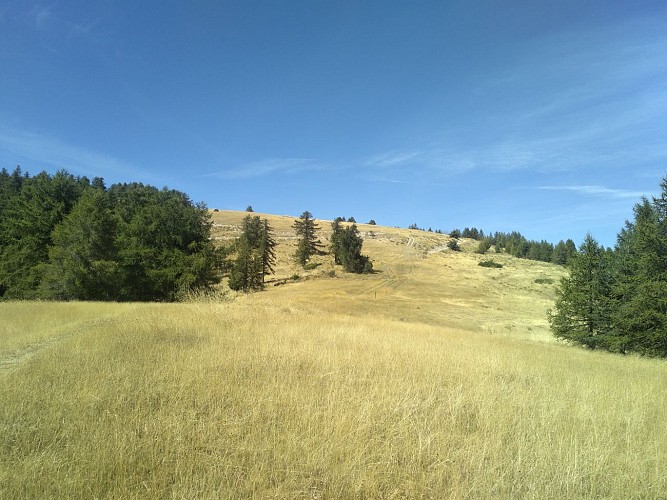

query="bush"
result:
[303,262,320,271]
[476,240,492,254]
[479,260,503,268]
[447,240,461,252]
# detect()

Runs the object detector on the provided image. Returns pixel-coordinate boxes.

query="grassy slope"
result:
[0,211,665,499]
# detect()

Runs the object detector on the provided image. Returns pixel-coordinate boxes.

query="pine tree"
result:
[331,223,373,273]
[229,238,262,292]
[229,215,276,291]
[40,188,120,300]
[259,219,277,283]
[293,211,324,267]
[549,234,614,349]
[612,195,667,356]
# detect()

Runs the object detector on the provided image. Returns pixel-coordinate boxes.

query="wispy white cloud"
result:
[207,158,329,180]
[537,185,648,199]
[365,151,421,167]
[0,125,145,179]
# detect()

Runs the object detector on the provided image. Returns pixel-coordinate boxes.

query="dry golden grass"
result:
[1,211,666,498]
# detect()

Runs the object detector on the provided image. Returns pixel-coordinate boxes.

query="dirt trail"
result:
[0,316,116,373]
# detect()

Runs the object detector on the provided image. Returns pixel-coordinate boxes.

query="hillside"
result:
[2,211,665,499]
[211,210,567,342]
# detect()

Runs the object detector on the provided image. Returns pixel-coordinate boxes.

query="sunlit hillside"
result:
[1,211,665,498]
[211,210,567,342]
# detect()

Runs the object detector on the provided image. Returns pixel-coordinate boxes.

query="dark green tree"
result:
[229,215,277,291]
[331,223,372,273]
[293,211,324,267]
[448,239,461,251]
[0,170,84,298]
[612,194,667,356]
[552,239,578,265]
[40,188,120,300]
[108,183,223,301]
[259,219,277,282]
[549,234,614,349]
[228,237,262,292]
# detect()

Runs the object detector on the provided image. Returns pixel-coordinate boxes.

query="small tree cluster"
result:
[229,215,276,292]
[549,175,667,357]
[331,221,373,273]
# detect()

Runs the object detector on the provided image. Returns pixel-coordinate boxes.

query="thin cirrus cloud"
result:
[0,126,145,179]
[537,185,649,200]
[209,158,330,180]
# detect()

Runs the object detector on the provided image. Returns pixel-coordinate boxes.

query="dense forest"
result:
[549,176,667,357]
[0,167,224,301]
[0,168,373,300]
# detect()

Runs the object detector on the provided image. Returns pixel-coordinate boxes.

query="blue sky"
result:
[1,1,666,247]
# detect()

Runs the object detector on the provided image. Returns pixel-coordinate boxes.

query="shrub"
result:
[479,260,503,268]
[447,240,461,252]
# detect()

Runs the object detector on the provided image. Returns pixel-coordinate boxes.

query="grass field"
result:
[1,211,666,498]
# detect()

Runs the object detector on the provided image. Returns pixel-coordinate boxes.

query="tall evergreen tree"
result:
[228,237,262,292]
[259,219,277,282]
[612,195,667,356]
[549,234,614,349]
[293,211,324,266]
[229,215,276,291]
[0,170,84,298]
[40,188,120,300]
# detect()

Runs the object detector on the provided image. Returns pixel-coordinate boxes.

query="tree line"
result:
[0,167,375,300]
[448,227,578,265]
[548,176,667,357]
[0,167,224,301]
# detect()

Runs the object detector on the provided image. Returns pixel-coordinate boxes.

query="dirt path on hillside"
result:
[0,316,115,373]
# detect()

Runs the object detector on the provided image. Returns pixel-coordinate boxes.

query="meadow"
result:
[1,211,666,498]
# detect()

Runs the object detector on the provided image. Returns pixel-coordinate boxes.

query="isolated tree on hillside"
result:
[293,211,324,266]
[331,222,373,273]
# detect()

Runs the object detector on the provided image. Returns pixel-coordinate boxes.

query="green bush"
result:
[478,260,503,268]
[447,240,461,252]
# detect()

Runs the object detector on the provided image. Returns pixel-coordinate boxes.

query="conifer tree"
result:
[612,195,667,356]
[259,219,277,283]
[549,234,614,349]
[293,211,324,266]
[331,222,373,273]
[229,215,276,291]
[40,188,119,300]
